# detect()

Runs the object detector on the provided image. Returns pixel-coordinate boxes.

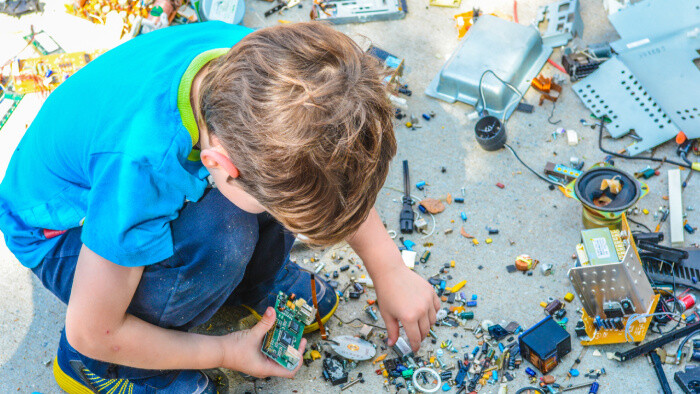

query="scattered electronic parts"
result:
[0,0,41,16]
[614,323,700,362]
[366,45,404,87]
[261,292,315,370]
[6,50,105,94]
[311,0,407,25]
[518,316,571,373]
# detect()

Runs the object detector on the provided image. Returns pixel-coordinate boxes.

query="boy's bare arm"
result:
[347,208,441,352]
[65,244,305,377]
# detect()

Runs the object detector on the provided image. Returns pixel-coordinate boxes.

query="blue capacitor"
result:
[418,204,427,213]
[525,367,536,377]
[589,381,599,394]
[569,369,579,377]
[471,346,480,357]
[422,113,432,121]
[441,383,451,391]
[460,212,467,221]
[466,301,477,307]
[560,317,569,324]
[471,294,477,300]
[594,315,603,329]
[685,223,696,234]
[498,343,505,352]
[416,181,426,190]
[454,197,465,203]
[439,280,446,292]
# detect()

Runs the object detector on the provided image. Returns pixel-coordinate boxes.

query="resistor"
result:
[460,212,467,222]
[487,349,495,360]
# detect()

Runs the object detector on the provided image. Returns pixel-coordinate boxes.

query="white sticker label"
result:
[626,38,650,49]
[592,237,611,259]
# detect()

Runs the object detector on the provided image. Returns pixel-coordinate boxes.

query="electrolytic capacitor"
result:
[589,381,599,394]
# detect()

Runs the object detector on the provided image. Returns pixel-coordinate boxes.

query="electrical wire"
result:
[505,144,565,187]
[597,120,693,169]
[547,100,561,125]
[515,387,545,394]
[625,312,681,342]
[331,314,387,330]
[627,216,653,232]
[476,70,523,124]
[677,327,700,360]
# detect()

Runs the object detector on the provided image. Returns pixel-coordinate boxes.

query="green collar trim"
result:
[178,48,229,161]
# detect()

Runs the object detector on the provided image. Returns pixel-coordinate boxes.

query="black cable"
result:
[547,101,561,125]
[597,120,692,169]
[504,144,564,187]
[331,314,387,331]
[627,216,653,232]
[515,387,545,394]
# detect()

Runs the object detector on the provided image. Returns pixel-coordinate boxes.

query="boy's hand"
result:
[221,307,307,378]
[373,266,441,352]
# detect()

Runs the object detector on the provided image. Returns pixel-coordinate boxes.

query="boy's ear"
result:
[200,147,240,178]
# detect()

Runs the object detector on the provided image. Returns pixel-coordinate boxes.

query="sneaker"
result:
[243,260,339,333]
[53,330,218,394]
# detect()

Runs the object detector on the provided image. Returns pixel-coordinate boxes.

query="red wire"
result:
[548,59,568,74]
[513,0,518,23]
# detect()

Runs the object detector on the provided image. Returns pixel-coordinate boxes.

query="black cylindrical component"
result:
[474,116,507,151]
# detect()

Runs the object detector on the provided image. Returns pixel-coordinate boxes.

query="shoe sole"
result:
[53,357,93,394]
[242,292,339,334]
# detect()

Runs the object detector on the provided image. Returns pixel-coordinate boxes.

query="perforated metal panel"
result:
[568,246,655,318]
[573,57,680,156]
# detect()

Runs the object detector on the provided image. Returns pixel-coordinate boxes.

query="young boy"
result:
[0,22,440,392]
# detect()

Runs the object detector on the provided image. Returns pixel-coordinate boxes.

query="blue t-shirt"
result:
[0,22,252,268]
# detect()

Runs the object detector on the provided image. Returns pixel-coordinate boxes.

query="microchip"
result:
[289,320,300,334]
[279,330,294,347]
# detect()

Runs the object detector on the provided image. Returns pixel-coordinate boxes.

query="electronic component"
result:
[328,335,376,361]
[311,0,407,25]
[544,299,564,316]
[261,292,313,370]
[544,162,582,184]
[574,320,588,337]
[580,228,625,265]
[7,50,105,94]
[620,298,635,315]
[603,301,624,318]
[674,367,700,394]
[322,356,348,386]
[399,160,414,234]
[24,30,63,56]
[518,316,571,373]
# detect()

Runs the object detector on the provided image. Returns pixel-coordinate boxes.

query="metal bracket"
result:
[534,0,584,48]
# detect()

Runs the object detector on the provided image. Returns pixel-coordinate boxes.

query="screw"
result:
[435,349,446,368]
[341,373,365,391]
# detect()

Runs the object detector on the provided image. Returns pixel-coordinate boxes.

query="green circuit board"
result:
[0,92,23,131]
[261,292,314,370]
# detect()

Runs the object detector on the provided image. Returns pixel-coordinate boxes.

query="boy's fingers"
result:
[404,322,421,352]
[418,316,429,341]
[384,317,400,347]
[432,293,441,313]
[253,307,276,336]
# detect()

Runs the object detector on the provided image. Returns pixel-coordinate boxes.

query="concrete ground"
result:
[1,0,697,393]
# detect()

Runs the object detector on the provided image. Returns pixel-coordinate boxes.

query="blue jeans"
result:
[32,188,294,379]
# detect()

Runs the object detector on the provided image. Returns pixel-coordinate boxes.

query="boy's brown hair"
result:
[199,22,397,245]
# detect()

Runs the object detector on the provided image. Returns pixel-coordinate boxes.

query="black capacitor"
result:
[613,317,624,330]
[692,351,700,362]
[349,291,361,299]
[693,339,700,350]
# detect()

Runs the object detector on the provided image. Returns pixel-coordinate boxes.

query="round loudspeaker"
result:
[474,115,507,151]
[574,167,640,213]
